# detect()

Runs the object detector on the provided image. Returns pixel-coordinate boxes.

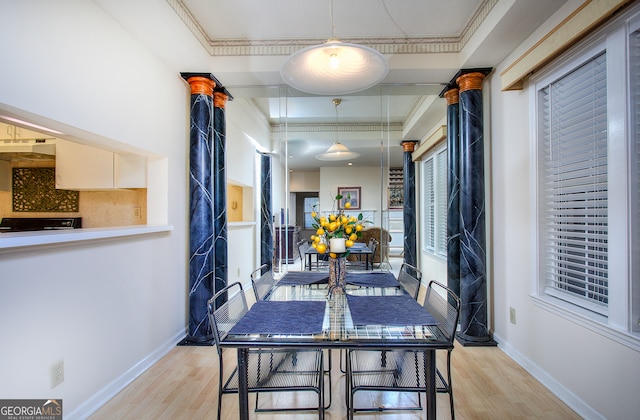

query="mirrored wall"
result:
[231,84,445,274]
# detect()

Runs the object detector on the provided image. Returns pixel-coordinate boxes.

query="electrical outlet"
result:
[134,207,141,218]
[509,307,517,324]
[51,360,64,388]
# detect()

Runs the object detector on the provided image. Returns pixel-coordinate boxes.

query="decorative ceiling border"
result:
[168,0,497,57]
[271,122,403,133]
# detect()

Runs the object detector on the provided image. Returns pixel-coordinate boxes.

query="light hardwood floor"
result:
[89,342,581,419]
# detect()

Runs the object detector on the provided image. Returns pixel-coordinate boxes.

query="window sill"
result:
[531,294,640,352]
[0,224,173,254]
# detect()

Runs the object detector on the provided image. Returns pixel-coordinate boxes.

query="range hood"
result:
[0,138,56,160]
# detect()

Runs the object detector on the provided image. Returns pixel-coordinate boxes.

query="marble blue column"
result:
[457,72,493,344]
[402,141,418,268]
[212,91,229,309]
[260,153,274,272]
[444,88,461,303]
[183,75,216,342]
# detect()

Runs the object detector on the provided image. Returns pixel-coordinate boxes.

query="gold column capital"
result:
[457,72,486,93]
[214,92,228,109]
[444,88,459,105]
[402,141,418,153]
[185,76,216,96]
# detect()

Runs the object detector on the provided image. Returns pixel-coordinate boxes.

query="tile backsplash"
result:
[0,161,146,228]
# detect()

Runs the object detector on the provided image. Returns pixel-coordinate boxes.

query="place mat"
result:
[346,272,400,288]
[346,294,438,326]
[277,271,329,286]
[228,300,326,335]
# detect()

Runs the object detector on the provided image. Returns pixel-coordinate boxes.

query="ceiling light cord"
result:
[380,0,408,39]
[330,0,336,39]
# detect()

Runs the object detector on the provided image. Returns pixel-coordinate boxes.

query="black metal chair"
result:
[398,262,422,301]
[345,280,460,419]
[207,282,325,419]
[251,264,333,409]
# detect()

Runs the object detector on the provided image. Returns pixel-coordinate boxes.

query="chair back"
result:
[398,262,421,300]
[251,264,275,301]
[207,282,250,355]
[368,238,378,263]
[297,240,310,269]
[424,280,460,345]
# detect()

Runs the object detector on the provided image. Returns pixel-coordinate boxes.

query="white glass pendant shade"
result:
[281,39,388,95]
[316,141,360,161]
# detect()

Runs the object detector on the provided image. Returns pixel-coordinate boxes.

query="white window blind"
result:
[538,52,609,315]
[436,149,448,257]
[631,26,640,330]
[423,158,435,251]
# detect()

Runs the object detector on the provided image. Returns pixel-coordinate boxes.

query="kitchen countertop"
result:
[0,224,173,254]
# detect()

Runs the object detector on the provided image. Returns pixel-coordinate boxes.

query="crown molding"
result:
[168,0,498,56]
[271,122,403,133]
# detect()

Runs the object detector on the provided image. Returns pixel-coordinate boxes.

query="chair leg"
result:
[217,365,223,420]
[324,350,332,409]
[447,350,455,420]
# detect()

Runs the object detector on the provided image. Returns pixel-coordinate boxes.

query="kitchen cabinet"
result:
[55,140,147,190]
[0,160,10,191]
[0,122,47,141]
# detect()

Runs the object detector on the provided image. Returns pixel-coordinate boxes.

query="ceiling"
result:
[168,0,566,169]
[1,1,568,169]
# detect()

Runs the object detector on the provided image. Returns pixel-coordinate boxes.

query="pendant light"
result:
[316,99,360,161]
[280,0,388,95]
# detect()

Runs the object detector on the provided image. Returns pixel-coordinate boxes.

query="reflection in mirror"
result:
[230,84,445,274]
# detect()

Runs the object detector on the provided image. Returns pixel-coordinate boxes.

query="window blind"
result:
[436,149,448,257]
[631,28,640,330]
[539,52,609,314]
[424,158,435,251]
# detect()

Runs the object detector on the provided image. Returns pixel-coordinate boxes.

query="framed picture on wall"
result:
[337,186,361,210]
[388,185,403,209]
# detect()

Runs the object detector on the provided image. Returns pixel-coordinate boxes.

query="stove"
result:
[0,217,82,232]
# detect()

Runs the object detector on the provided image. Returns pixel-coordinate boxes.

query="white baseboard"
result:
[492,332,604,420]
[65,329,186,420]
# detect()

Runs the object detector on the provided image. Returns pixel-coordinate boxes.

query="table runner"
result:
[346,294,438,326]
[346,272,400,288]
[277,271,329,285]
[228,300,326,335]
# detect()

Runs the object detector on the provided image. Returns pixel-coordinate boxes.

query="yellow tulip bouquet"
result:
[309,193,370,258]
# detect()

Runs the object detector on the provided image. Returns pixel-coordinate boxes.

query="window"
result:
[422,144,447,258]
[533,6,640,339]
[537,52,609,315]
[303,196,319,229]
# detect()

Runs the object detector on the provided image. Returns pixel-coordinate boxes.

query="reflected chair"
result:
[345,280,460,419]
[250,264,275,301]
[367,238,378,270]
[297,240,311,270]
[208,282,325,419]
[398,262,422,301]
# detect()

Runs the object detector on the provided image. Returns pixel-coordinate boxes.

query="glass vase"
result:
[328,256,347,297]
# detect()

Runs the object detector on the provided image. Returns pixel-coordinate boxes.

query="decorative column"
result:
[456,71,494,345]
[402,141,418,268]
[444,87,461,302]
[260,153,273,272]
[182,74,216,343]
[212,91,229,309]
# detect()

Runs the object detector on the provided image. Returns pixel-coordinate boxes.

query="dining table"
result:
[305,241,373,270]
[220,270,450,419]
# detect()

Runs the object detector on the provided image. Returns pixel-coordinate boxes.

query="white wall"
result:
[226,98,272,288]
[0,1,265,419]
[318,166,383,224]
[488,4,640,419]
